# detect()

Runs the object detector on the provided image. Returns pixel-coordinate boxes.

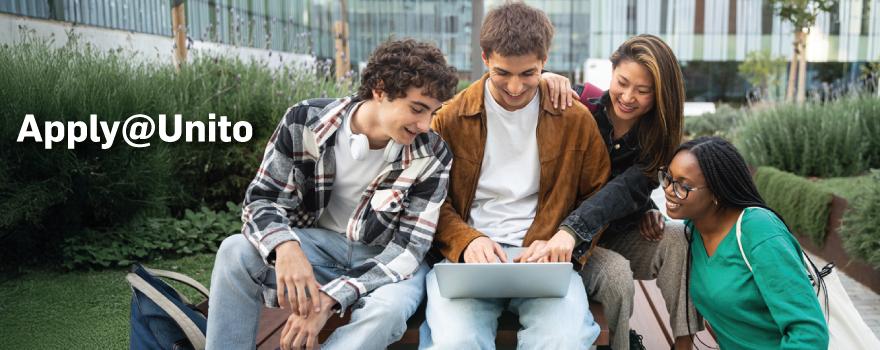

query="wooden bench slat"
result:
[251,301,608,348]
[637,280,675,345]
[631,280,674,349]
[201,279,716,349]
[633,280,720,349]
[200,297,612,348]
[255,307,290,350]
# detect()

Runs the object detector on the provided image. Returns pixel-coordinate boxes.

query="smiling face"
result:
[373,86,442,145]
[482,52,546,111]
[608,59,656,123]
[664,150,716,221]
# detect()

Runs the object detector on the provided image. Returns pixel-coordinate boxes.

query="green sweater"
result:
[688,207,828,349]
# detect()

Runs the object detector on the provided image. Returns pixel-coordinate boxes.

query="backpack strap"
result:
[126,273,207,350]
[143,267,210,300]
[735,208,753,272]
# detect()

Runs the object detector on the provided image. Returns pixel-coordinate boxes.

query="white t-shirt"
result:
[317,102,389,234]
[467,80,541,246]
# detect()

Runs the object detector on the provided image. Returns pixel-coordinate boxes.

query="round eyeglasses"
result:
[658,169,707,200]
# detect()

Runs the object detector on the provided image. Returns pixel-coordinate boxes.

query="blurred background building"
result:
[2,0,877,102]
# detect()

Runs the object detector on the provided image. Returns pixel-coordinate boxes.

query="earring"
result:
[713,199,719,206]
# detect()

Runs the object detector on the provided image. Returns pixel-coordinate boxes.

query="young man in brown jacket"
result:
[418,3,611,349]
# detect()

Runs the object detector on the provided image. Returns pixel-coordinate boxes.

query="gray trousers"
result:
[580,220,703,350]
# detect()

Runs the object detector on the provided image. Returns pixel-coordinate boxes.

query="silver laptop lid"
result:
[433,262,572,299]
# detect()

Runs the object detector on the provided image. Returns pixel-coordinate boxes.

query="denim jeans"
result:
[205,229,428,350]
[418,246,600,350]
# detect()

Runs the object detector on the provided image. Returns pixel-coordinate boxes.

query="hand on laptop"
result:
[514,230,575,263]
[463,236,509,263]
[275,241,323,317]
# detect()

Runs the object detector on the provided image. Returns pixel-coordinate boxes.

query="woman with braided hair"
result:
[663,136,828,349]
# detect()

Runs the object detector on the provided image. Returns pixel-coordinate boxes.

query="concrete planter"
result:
[794,195,880,294]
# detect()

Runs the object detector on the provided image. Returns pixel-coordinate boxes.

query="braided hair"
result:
[675,136,778,217]
[677,136,825,348]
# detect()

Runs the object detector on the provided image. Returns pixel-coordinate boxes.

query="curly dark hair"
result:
[356,39,458,102]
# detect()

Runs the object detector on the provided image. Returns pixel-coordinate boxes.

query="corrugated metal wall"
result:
[0,0,316,54]
[1,0,173,36]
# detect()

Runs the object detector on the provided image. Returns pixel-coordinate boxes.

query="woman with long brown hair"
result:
[544,34,698,349]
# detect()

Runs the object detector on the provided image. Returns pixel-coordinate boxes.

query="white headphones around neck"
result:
[349,133,403,163]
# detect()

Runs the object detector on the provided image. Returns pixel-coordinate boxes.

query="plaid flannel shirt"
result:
[240,96,452,312]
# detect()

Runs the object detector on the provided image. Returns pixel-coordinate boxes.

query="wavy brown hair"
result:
[610,34,684,175]
[479,1,554,60]
[357,39,458,102]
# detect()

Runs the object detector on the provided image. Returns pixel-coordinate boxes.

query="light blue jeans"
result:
[418,247,600,350]
[205,229,428,350]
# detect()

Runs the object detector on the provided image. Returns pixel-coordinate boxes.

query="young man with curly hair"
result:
[419,2,611,349]
[206,39,458,350]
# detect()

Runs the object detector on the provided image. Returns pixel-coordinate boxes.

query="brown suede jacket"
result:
[430,74,611,269]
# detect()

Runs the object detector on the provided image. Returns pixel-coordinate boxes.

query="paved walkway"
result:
[808,254,880,335]
[650,187,880,337]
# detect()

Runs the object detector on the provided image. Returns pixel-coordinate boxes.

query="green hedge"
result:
[0,34,346,267]
[737,97,880,178]
[753,166,833,245]
[840,170,880,269]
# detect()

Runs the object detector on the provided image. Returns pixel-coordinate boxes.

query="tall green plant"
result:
[685,105,742,139]
[840,170,880,269]
[0,32,347,266]
[162,54,347,211]
[737,97,879,177]
[0,34,176,264]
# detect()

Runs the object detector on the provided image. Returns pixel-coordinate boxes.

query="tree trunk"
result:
[172,1,187,71]
[796,31,808,102]
[334,0,350,81]
[471,0,485,81]
[786,38,798,102]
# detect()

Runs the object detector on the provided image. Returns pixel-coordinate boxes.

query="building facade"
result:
[2,0,877,99]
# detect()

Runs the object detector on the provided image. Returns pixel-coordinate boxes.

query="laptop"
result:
[434,261,573,299]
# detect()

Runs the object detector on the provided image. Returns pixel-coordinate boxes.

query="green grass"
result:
[0,254,215,349]
[816,174,875,201]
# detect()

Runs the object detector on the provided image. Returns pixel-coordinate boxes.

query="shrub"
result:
[684,105,742,139]
[61,202,241,269]
[737,97,880,177]
[0,35,177,265]
[753,167,833,245]
[162,54,347,212]
[840,170,880,269]
[0,33,347,266]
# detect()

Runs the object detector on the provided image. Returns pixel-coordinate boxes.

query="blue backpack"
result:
[127,263,209,350]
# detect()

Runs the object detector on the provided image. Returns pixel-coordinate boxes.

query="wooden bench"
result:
[631,280,718,349]
[196,280,718,349]
[248,301,610,349]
